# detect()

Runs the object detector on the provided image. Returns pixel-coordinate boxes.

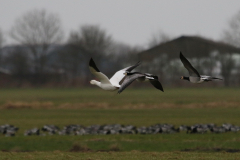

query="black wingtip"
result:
[180,52,184,58]
[117,90,122,94]
[159,86,164,92]
[89,58,100,72]
[133,61,141,69]
[158,87,164,92]
[156,82,164,92]
[150,80,164,93]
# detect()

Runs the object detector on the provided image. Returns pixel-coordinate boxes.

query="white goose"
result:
[89,58,140,91]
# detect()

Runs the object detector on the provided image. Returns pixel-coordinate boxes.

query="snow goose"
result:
[118,72,164,94]
[180,52,223,83]
[89,58,140,91]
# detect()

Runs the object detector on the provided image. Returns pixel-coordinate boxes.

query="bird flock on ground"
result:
[89,52,223,93]
[1,123,240,137]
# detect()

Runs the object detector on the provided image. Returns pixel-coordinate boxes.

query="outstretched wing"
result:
[145,74,164,92]
[110,61,141,87]
[118,73,144,94]
[89,58,112,85]
[122,61,141,72]
[180,52,200,77]
[149,80,164,92]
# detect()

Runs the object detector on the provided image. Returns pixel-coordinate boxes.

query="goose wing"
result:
[149,79,164,92]
[150,80,164,92]
[110,61,141,86]
[180,52,200,77]
[122,61,141,72]
[145,74,164,92]
[89,58,112,85]
[118,72,144,94]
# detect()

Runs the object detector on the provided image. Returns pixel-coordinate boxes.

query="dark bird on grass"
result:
[180,52,223,83]
[89,58,141,92]
[118,72,164,94]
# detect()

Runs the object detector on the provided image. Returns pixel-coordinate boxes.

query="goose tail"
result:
[212,77,223,80]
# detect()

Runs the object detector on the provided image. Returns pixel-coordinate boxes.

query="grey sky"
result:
[1,0,240,47]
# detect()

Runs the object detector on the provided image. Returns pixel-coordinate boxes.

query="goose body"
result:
[118,72,164,94]
[89,58,140,91]
[180,52,223,83]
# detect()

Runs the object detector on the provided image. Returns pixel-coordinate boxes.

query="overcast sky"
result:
[1,0,240,47]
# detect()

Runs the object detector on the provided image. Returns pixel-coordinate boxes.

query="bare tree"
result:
[148,30,171,48]
[67,25,113,83]
[68,24,112,59]
[221,10,240,47]
[10,9,64,77]
[57,46,87,81]
[108,42,141,65]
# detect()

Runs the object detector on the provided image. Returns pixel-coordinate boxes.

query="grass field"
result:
[0,87,240,108]
[1,151,240,160]
[0,87,240,159]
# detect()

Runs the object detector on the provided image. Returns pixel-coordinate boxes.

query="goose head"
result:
[90,80,100,85]
[180,76,190,81]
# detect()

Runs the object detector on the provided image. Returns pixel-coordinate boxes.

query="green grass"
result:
[0,87,240,159]
[1,151,240,160]
[2,133,240,152]
[0,87,239,107]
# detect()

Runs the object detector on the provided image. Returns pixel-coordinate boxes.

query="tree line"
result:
[0,9,240,87]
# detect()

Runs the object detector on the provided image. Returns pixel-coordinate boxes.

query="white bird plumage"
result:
[89,58,140,91]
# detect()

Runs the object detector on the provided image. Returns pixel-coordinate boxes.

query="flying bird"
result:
[118,72,164,94]
[89,58,140,91]
[179,52,223,83]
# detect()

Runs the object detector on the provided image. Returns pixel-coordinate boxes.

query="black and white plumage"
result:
[180,52,223,83]
[89,58,141,91]
[118,72,164,94]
